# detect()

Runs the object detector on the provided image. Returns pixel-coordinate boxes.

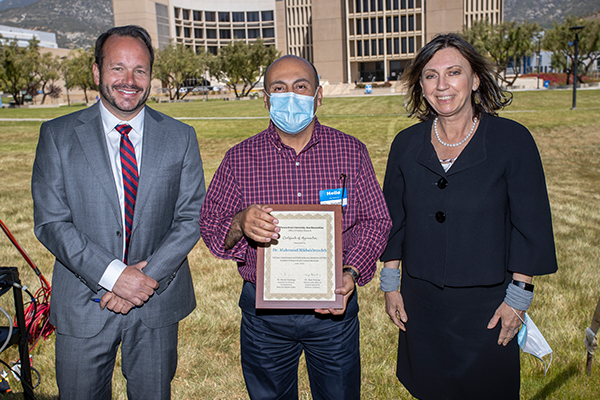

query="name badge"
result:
[319,188,348,207]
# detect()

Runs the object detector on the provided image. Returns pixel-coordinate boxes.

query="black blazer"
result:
[381,113,557,287]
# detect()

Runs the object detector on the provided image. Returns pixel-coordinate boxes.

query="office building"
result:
[113,0,503,84]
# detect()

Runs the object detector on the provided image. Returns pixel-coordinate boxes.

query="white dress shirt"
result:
[98,101,145,291]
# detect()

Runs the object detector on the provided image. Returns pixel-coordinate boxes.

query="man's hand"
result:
[225,204,280,249]
[488,301,524,346]
[315,269,356,316]
[111,261,158,306]
[384,291,408,331]
[99,292,136,315]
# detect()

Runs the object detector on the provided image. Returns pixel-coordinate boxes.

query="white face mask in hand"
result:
[516,312,553,375]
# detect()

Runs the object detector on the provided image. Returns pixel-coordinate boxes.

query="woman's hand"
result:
[487,301,524,346]
[385,291,408,331]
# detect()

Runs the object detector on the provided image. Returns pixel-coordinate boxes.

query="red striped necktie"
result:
[116,124,138,264]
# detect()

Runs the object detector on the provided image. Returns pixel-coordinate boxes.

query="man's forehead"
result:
[266,57,315,85]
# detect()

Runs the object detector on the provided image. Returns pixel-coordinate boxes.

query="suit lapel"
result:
[416,120,446,176]
[74,104,122,225]
[416,115,488,177]
[132,107,167,232]
[446,114,487,176]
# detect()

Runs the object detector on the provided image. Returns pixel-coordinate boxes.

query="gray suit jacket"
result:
[32,102,205,338]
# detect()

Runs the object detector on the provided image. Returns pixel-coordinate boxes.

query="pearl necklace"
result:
[434,117,478,148]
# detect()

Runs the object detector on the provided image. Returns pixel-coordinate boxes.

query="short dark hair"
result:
[95,25,154,72]
[402,33,512,121]
[264,55,320,92]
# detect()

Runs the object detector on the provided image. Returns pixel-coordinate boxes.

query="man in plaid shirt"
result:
[200,55,391,400]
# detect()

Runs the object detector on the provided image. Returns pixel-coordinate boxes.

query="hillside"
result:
[504,0,600,27]
[0,0,113,49]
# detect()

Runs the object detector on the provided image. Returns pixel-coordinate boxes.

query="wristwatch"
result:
[343,267,359,283]
[511,279,534,292]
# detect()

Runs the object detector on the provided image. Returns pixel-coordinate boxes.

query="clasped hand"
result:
[99,261,158,314]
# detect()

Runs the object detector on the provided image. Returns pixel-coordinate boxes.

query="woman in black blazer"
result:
[379,33,558,399]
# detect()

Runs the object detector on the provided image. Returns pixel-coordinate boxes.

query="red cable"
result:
[0,218,55,348]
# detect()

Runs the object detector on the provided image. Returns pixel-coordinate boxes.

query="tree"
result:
[544,16,600,84]
[207,39,279,98]
[62,48,96,103]
[0,37,41,105]
[463,20,540,86]
[154,43,206,101]
[36,52,62,104]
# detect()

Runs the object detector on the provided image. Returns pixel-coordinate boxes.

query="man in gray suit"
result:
[31,25,205,399]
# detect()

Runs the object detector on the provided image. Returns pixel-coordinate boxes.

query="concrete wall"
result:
[312,0,347,84]
[424,0,463,42]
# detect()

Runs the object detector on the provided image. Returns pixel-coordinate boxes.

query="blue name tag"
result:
[319,188,348,207]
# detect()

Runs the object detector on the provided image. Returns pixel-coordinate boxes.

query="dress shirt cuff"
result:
[99,259,127,291]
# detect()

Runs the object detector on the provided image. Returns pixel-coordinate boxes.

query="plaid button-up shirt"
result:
[200,118,391,286]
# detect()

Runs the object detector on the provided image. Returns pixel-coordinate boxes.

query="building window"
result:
[232,12,245,22]
[184,27,191,38]
[409,36,415,52]
[182,9,189,20]
[378,0,384,11]
[378,18,383,34]
[350,41,355,57]
[394,38,399,54]
[357,40,362,56]
[371,18,376,34]
[401,16,406,32]
[220,29,231,39]
[387,17,392,32]
[401,37,407,53]
[262,11,274,21]
[205,12,215,22]
[394,0,399,9]
[408,0,414,8]
[371,0,376,11]
[409,15,414,31]
[175,26,181,37]
[401,0,406,9]
[248,28,260,38]
[193,10,202,21]
[208,46,217,55]
[219,12,230,22]
[394,16,399,32]
[386,0,392,10]
[363,0,368,12]
[379,39,384,55]
[206,29,216,39]
[263,28,275,38]
[194,28,203,39]
[372,39,377,55]
[155,3,170,49]
[234,29,245,39]
[356,19,362,35]
[364,40,369,56]
[174,8,180,19]
[247,11,260,22]
[356,0,361,13]
[363,19,369,34]
[386,38,392,54]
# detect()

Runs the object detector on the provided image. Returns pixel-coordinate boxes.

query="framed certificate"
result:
[256,204,343,309]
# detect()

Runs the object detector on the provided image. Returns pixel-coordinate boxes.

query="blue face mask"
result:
[516,312,553,375]
[266,90,319,135]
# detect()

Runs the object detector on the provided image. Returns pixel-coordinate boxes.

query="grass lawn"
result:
[0,89,599,399]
